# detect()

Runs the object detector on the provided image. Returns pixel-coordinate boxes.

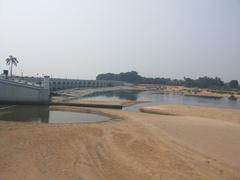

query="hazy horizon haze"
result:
[0,0,239,82]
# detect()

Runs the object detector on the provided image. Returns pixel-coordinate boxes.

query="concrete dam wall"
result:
[19,77,123,91]
[0,76,123,104]
[0,77,50,104]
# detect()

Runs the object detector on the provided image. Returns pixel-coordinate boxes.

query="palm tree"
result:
[6,55,19,78]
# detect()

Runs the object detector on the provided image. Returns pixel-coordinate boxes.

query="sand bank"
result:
[0,105,240,180]
[141,105,240,124]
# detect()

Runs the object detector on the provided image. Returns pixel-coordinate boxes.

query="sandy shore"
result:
[137,85,240,99]
[1,105,240,180]
[141,105,240,124]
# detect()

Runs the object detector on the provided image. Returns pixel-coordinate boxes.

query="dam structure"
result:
[49,78,120,91]
[0,76,50,104]
[0,75,123,104]
[18,77,122,91]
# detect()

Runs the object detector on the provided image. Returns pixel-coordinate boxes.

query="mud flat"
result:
[0,105,240,180]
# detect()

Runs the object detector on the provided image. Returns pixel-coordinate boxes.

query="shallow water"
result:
[81,90,240,111]
[0,90,239,122]
[0,105,110,123]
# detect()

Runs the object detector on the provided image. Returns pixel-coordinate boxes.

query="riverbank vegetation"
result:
[97,71,239,91]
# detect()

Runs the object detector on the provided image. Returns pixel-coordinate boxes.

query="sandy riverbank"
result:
[141,105,240,124]
[148,85,240,99]
[1,105,240,180]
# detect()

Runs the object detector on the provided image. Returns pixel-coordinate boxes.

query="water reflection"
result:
[0,106,110,123]
[0,105,49,123]
[83,90,140,101]
[82,91,240,110]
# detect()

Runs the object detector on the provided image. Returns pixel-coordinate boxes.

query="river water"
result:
[0,90,239,123]
[81,90,240,111]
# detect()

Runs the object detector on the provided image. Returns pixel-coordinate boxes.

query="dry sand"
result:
[144,85,240,99]
[0,105,240,180]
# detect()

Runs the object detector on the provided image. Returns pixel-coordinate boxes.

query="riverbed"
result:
[80,90,240,111]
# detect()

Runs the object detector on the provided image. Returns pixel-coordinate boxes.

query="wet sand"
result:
[0,105,240,180]
[141,105,240,124]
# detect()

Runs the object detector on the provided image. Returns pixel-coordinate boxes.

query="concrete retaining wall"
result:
[0,78,49,104]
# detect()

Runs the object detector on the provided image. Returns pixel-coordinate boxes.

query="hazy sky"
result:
[0,0,239,81]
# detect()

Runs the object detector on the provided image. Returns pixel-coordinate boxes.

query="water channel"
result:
[0,90,239,123]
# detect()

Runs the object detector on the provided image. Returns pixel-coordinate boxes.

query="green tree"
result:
[6,55,19,78]
[229,80,239,88]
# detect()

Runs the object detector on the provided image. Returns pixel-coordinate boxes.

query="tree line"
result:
[96,71,239,89]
